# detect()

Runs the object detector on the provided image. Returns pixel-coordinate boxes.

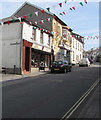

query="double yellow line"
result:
[61,77,101,120]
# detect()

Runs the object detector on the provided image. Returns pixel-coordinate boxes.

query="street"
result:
[2,65,100,118]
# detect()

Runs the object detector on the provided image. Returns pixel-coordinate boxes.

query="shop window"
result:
[32,28,36,41]
[40,31,43,43]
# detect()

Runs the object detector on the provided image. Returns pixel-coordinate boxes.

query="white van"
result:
[79,58,90,67]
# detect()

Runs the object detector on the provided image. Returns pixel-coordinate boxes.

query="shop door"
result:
[25,47,30,71]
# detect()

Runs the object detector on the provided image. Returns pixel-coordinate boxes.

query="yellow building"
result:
[52,17,72,62]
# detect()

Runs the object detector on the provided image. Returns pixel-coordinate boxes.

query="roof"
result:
[11,2,67,30]
[72,32,84,44]
[62,26,73,32]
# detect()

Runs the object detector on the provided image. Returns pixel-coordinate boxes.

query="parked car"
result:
[50,60,72,73]
[79,58,90,67]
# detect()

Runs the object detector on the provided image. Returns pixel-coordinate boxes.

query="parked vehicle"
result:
[50,60,72,73]
[79,58,90,67]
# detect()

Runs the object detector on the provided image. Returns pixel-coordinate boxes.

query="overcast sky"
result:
[0,0,100,50]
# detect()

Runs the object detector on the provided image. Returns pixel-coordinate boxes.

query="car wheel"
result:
[64,69,67,73]
[51,70,54,73]
[69,69,71,72]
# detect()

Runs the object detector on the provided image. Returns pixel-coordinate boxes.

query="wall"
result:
[0,22,22,73]
[71,37,83,64]
[22,22,52,52]
[52,18,63,60]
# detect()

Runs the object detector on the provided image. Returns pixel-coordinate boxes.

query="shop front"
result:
[31,43,52,69]
[31,49,51,68]
[58,43,71,62]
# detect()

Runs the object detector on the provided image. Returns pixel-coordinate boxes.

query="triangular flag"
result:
[46,7,50,12]
[23,16,27,18]
[65,0,67,3]
[33,27,37,29]
[48,18,50,21]
[34,22,37,24]
[72,7,75,10]
[18,17,21,22]
[12,19,16,23]
[29,14,33,17]
[46,19,49,22]
[84,0,87,4]
[62,12,66,15]
[44,20,46,22]
[20,22,24,25]
[7,21,10,25]
[59,3,62,7]
[54,15,57,18]
[80,2,83,6]
[35,12,38,16]
[59,13,63,15]
[41,20,44,23]
[40,9,45,13]
[39,21,42,24]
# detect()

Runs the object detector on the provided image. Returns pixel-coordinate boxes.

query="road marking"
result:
[61,77,101,120]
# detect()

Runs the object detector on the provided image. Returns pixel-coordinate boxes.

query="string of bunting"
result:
[84,35,100,40]
[0,15,53,25]
[72,34,100,40]
[59,0,88,15]
[45,0,88,15]
[0,18,55,35]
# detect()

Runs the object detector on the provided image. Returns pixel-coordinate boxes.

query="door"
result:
[25,47,30,71]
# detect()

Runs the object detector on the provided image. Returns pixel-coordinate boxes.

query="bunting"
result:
[59,3,62,7]
[45,0,88,16]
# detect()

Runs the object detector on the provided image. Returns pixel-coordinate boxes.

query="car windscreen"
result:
[53,61,63,65]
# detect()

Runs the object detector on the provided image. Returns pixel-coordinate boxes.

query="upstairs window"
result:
[40,31,43,43]
[32,28,36,41]
[58,26,61,36]
[62,29,67,39]
[48,35,51,46]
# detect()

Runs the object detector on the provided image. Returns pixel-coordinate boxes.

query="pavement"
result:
[1,62,101,83]
[0,68,50,83]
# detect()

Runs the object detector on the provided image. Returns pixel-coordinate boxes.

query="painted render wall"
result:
[0,22,22,72]
[22,22,52,50]
[71,37,83,64]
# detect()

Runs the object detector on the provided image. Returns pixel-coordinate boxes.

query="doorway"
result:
[25,47,30,71]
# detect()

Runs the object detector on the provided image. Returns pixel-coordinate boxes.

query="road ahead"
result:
[2,65,100,118]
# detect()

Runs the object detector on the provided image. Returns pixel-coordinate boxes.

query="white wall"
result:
[0,22,22,68]
[22,22,52,48]
[71,37,83,64]
[22,22,33,43]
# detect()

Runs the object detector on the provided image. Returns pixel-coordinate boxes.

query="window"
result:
[40,31,43,43]
[73,39,74,48]
[73,51,75,61]
[76,41,77,49]
[62,29,67,39]
[32,28,36,41]
[58,26,61,36]
[78,43,79,50]
[54,23,56,31]
[48,35,51,46]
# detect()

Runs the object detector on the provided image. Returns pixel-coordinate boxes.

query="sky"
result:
[0,0,100,50]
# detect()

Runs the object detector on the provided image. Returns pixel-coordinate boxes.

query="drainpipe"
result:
[19,23,23,74]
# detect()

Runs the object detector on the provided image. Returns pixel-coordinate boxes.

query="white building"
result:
[0,18,53,74]
[71,33,84,65]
